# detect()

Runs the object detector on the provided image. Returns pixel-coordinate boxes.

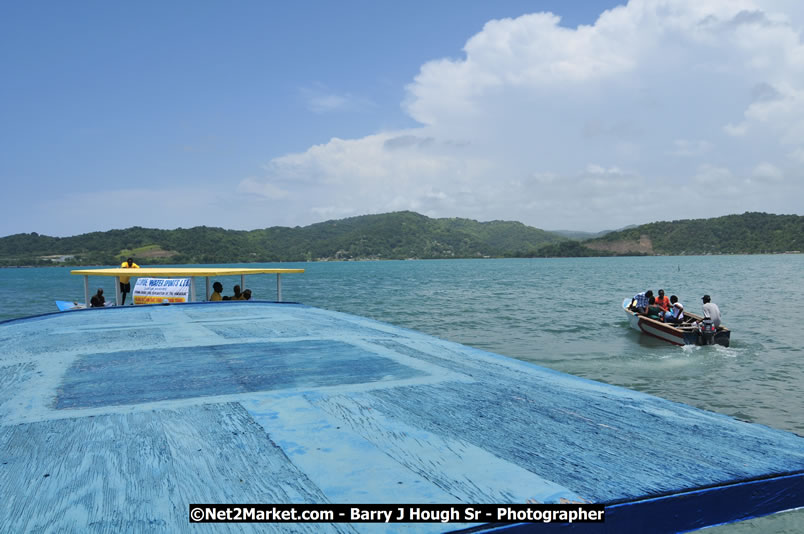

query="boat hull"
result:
[622,298,730,347]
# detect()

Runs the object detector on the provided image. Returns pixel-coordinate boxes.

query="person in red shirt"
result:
[655,289,670,312]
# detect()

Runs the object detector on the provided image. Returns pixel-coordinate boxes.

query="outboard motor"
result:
[699,319,716,345]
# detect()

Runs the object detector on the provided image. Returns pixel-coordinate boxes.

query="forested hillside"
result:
[1,211,800,266]
[0,211,565,266]
[581,212,804,255]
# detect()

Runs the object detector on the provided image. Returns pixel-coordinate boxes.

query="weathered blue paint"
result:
[1,301,803,533]
[57,340,425,409]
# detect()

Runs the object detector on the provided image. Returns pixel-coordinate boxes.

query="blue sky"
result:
[2,0,803,237]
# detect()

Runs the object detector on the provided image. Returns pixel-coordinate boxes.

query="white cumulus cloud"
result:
[242,0,804,231]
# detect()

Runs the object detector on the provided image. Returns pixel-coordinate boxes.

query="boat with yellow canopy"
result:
[66,267,304,307]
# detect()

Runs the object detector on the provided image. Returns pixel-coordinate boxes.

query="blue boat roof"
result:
[1,302,802,532]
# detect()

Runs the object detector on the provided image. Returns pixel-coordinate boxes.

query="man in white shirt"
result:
[664,295,684,323]
[701,295,721,327]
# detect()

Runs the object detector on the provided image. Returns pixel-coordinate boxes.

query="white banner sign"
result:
[133,278,190,305]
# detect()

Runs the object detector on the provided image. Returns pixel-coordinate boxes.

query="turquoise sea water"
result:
[1,255,802,531]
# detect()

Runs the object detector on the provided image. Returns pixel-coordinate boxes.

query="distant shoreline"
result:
[2,250,801,269]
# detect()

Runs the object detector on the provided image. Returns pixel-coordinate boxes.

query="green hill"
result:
[2,211,801,266]
[580,212,804,256]
[0,211,566,266]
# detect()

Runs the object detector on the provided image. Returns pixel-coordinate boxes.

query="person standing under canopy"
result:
[119,257,140,305]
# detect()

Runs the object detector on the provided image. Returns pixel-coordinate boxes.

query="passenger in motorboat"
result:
[701,295,721,327]
[629,290,654,314]
[662,295,684,323]
[696,295,722,345]
[655,289,670,312]
[646,297,664,319]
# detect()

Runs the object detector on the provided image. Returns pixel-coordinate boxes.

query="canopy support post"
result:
[115,276,121,306]
[241,274,245,293]
[277,273,282,302]
[83,276,90,308]
[205,277,210,301]
[190,278,196,303]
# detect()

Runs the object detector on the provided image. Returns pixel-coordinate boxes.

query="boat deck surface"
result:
[1,302,802,532]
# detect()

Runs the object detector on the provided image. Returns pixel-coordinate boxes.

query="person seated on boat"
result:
[655,289,670,312]
[629,290,653,314]
[119,257,140,305]
[646,297,664,319]
[242,289,252,300]
[90,288,105,308]
[210,282,223,301]
[663,295,684,323]
[701,295,722,328]
[224,285,243,301]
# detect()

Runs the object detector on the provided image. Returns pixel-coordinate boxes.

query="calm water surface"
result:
[1,255,802,532]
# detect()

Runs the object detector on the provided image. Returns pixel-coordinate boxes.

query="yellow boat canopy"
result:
[71,267,304,277]
[71,267,304,305]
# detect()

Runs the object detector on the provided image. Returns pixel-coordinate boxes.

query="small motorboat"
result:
[622,298,730,347]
